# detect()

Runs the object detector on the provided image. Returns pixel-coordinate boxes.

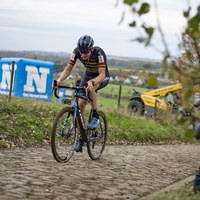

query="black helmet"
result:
[77,35,94,52]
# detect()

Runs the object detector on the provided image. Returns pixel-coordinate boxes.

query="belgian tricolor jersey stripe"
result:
[68,46,108,75]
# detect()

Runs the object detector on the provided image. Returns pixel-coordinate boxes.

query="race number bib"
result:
[98,55,104,64]
[70,52,76,61]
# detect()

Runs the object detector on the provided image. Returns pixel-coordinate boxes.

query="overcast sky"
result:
[0,0,199,60]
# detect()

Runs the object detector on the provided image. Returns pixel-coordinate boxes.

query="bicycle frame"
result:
[71,93,88,142]
[52,80,107,161]
[53,80,98,143]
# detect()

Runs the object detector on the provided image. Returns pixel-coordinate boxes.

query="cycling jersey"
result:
[69,46,110,78]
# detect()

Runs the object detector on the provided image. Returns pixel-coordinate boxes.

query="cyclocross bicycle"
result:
[51,80,107,163]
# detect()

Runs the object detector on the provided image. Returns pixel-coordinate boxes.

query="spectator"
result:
[76,75,82,86]
[190,121,200,191]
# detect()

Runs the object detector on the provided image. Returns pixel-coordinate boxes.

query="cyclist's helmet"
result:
[77,35,94,52]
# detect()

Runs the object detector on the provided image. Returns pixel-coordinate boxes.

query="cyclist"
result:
[53,35,110,151]
[76,75,82,86]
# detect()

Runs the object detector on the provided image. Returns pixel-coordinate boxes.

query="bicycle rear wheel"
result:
[87,111,107,160]
[51,107,78,162]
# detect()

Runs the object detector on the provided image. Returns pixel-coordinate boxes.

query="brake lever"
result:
[53,80,59,99]
[84,83,93,102]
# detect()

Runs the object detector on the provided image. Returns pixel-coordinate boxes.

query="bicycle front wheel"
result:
[87,111,107,160]
[51,107,78,163]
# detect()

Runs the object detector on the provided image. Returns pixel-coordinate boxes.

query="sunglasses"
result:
[80,51,90,55]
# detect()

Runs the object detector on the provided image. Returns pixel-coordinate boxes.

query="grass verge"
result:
[0,94,199,148]
[151,182,200,200]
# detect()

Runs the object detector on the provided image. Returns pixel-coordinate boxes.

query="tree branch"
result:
[115,0,119,7]
[172,61,200,79]
[191,37,200,64]
[178,59,200,71]
[154,0,171,59]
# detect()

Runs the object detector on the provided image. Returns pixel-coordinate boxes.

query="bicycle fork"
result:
[60,108,77,138]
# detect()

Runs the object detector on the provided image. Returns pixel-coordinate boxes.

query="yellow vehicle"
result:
[127,83,183,115]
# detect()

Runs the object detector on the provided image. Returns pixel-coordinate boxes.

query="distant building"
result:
[124,78,133,84]
[157,76,164,82]
[160,78,173,83]
[157,76,173,83]
[118,77,125,82]
[58,72,62,77]
[109,77,114,82]
[53,73,58,78]
[115,76,121,81]
[136,78,145,85]
[67,74,74,79]
[130,75,138,80]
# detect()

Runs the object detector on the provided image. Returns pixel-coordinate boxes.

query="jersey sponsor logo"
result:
[86,67,98,73]
[80,60,98,65]
[70,52,76,61]
[104,76,110,81]
[98,55,104,64]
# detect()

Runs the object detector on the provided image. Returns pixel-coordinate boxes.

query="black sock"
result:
[92,109,99,118]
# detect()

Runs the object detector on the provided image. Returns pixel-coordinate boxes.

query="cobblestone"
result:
[0,144,200,200]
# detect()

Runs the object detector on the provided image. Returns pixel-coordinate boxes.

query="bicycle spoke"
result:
[51,107,78,162]
[87,111,107,160]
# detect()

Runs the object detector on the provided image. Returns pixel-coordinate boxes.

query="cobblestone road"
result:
[0,144,200,200]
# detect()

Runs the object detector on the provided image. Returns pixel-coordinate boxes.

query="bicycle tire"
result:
[87,111,107,160]
[51,107,78,162]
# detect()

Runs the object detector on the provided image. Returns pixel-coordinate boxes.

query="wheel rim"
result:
[87,113,106,159]
[52,110,78,162]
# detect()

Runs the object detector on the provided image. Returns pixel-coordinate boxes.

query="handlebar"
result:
[53,80,93,102]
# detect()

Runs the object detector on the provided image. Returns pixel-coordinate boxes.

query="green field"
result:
[98,82,147,96]
[1,92,198,149]
[97,83,147,108]
[108,67,159,73]
[56,79,148,108]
